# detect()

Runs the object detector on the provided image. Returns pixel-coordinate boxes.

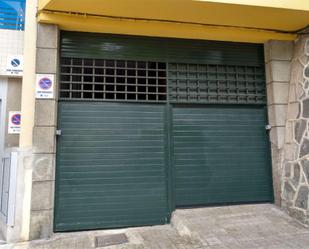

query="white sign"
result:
[35,74,54,99]
[6,55,23,76]
[8,111,21,134]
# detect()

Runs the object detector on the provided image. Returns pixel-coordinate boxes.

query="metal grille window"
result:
[60,58,167,102]
[168,63,266,104]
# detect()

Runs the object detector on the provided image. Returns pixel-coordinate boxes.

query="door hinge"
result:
[265,124,272,131]
[56,129,62,136]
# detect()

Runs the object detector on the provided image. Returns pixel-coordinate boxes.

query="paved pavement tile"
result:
[3,204,309,249]
[172,204,309,249]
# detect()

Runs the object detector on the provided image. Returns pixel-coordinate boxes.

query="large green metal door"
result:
[167,59,273,206]
[173,105,273,206]
[55,102,169,231]
[56,31,273,231]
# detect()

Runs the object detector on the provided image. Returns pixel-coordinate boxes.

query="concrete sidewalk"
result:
[172,204,309,249]
[2,204,309,249]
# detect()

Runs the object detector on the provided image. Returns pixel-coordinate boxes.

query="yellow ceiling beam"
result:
[38,0,309,32]
[38,12,296,44]
[39,0,309,12]
[196,0,309,11]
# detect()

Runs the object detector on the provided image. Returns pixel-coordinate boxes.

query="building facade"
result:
[1,0,309,243]
[0,0,25,241]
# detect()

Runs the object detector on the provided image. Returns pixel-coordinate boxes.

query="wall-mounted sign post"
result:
[8,111,21,134]
[35,74,54,99]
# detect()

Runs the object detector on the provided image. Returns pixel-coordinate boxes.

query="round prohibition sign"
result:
[11,114,21,126]
[39,77,52,90]
[11,59,20,67]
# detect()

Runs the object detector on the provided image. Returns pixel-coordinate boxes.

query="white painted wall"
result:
[0,30,24,76]
[0,77,8,240]
[0,77,8,158]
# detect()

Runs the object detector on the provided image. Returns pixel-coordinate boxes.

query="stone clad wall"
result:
[264,40,293,205]
[282,34,309,225]
[30,24,59,240]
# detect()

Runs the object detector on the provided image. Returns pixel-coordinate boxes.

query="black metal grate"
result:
[59,58,167,102]
[168,63,266,104]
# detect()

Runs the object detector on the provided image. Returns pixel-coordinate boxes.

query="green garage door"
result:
[173,106,273,206]
[56,32,273,231]
[55,102,169,231]
[168,62,273,206]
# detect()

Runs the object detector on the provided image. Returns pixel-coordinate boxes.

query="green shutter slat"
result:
[172,105,273,207]
[55,102,169,232]
[61,32,264,66]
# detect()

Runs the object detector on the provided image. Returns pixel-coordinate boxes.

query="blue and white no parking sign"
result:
[36,74,54,99]
[8,111,21,134]
[6,55,23,76]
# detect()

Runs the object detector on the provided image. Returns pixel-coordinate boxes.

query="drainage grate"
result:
[95,234,129,248]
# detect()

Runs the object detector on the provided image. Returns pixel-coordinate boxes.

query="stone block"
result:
[35,100,57,126]
[288,84,297,103]
[36,48,58,74]
[37,24,59,49]
[33,127,55,153]
[294,119,307,144]
[31,181,54,211]
[270,146,282,205]
[33,154,55,182]
[304,80,309,90]
[296,82,305,99]
[290,60,305,85]
[286,102,300,120]
[299,137,309,158]
[291,163,301,188]
[268,104,287,127]
[266,61,291,83]
[293,35,309,60]
[264,40,293,63]
[302,98,309,118]
[30,210,53,240]
[285,121,294,144]
[295,186,309,210]
[301,158,309,183]
[284,143,298,161]
[282,181,296,201]
[266,82,289,105]
[269,127,285,148]
[284,162,292,178]
[299,54,309,66]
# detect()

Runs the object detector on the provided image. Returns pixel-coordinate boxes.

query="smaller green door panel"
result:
[55,102,169,231]
[172,105,273,206]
